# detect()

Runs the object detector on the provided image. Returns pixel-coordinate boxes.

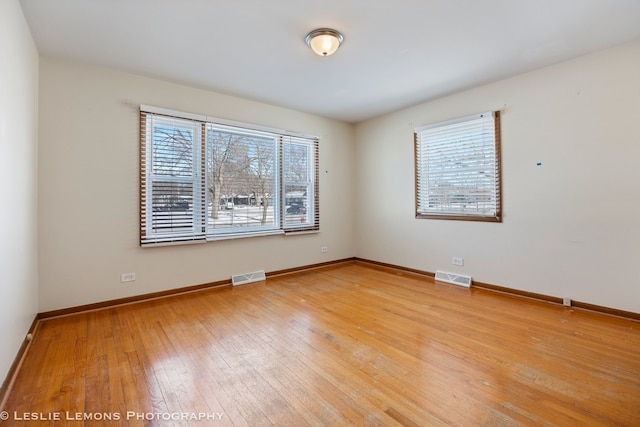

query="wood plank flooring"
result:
[4,262,640,426]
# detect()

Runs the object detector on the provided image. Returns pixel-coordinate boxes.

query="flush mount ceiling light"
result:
[305,28,344,56]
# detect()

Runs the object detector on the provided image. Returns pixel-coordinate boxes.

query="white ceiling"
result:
[19,0,640,123]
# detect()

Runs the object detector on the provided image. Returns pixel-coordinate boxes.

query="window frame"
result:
[281,136,319,233]
[140,105,319,246]
[414,111,502,222]
[205,123,281,238]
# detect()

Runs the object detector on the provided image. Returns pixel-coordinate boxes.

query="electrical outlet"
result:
[121,272,136,283]
[452,257,464,266]
[320,246,328,253]
[563,297,571,307]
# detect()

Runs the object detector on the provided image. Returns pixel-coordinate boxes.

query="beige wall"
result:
[30,31,640,316]
[355,40,640,314]
[0,0,39,382]
[38,58,355,312]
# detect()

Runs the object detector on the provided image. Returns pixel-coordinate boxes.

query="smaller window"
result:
[415,111,501,222]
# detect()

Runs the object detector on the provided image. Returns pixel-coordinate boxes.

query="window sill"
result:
[207,229,285,242]
[284,229,320,236]
[416,213,501,222]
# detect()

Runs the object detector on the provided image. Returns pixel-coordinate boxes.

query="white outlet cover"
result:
[452,257,464,266]
[121,273,136,283]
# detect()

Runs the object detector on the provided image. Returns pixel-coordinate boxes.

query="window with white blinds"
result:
[140,106,319,246]
[414,111,501,222]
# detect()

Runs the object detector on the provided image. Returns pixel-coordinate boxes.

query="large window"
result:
[415,111,501,222]
[140,106,319,246]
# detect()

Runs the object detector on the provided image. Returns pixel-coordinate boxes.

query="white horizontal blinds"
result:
[282,136,319,232]
[415,111,501,220]
[141,105,320,245]
[140,110,149,243]
[141,113,205,245]
[206,124,278,235]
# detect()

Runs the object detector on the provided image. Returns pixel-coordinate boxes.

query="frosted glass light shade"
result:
[305,28,344,56]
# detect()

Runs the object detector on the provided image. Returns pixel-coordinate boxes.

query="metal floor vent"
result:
[231,270,266,286]
[435,270,472,288]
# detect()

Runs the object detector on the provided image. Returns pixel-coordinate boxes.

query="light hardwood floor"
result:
[4,262,640,426]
